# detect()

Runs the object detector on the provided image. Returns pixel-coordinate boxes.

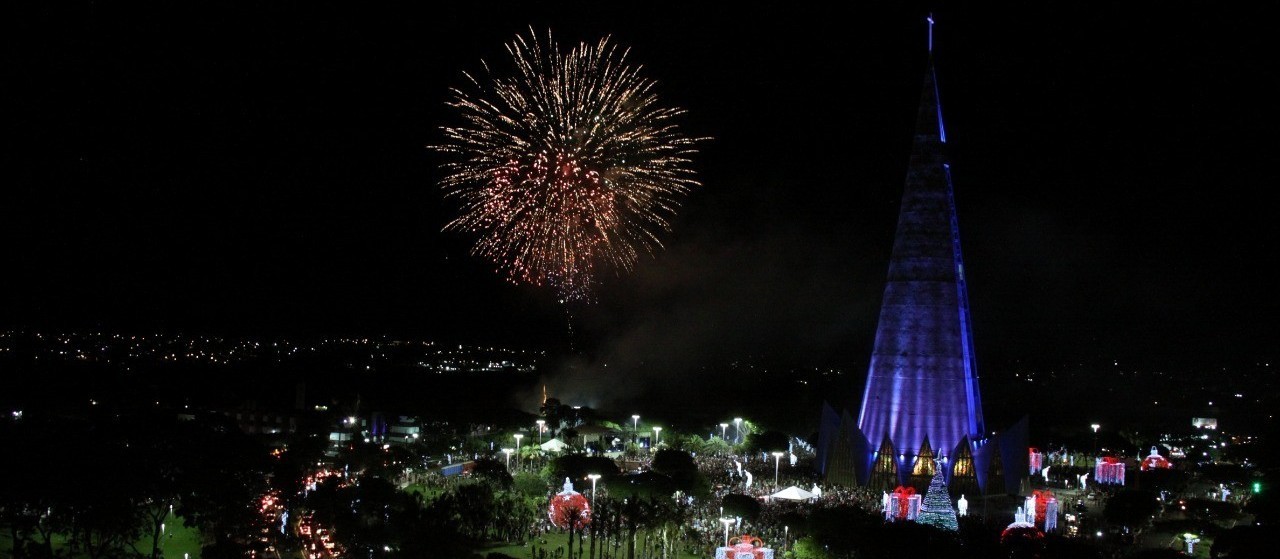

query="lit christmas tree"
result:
[917,467,959,531]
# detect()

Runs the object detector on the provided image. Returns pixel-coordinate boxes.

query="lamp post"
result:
[733,417,743,444]
[719,517,735,548]
[784,525,789,551]
[536,419,545,445]
[1091,424,1100,454]
[772,451,784,486]
[652,426,662,448]
[587,473,601,509]
[502,448,513,470]
[632,415,640,441]
[719,423,730,456]
[514,434,524,470]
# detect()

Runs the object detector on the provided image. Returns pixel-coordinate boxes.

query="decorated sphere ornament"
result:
[1140,446,1172,471]
[1000,523,1046,556]
[548,479,591,530]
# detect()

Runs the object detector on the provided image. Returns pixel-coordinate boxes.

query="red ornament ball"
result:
[548,491,591,530]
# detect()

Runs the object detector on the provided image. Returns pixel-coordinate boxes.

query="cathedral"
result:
[816,20,1027,495]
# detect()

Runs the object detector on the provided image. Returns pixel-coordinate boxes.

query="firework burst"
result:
[434,29,704,301]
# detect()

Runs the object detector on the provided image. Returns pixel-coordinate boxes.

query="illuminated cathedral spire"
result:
[855,15,984,484]
[927,13,935,53]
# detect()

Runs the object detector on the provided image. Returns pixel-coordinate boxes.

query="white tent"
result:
[541,438,569,453]
[769,486,818,501]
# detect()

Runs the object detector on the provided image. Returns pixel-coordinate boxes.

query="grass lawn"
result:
[148,519,204,559]
[477,531,705,559]
[403,483,446,502]
[0,516,203,559]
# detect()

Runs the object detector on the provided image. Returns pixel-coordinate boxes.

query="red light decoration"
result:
[1000,524,1045,545]
[1140,446,1172,471]
[893,486,917,520]
[1095,456,1125,485]
[721,535,773,559]
[1032,490,1054,524]
[548,490,591,530]
[1029,447,1043,474]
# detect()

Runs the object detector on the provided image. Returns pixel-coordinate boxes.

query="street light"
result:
[514,434,524,469]
[1091,423,1101,454]
[536,419,545,445]
[719,517,735,548]
[784,525,789,551]
[632,414,640,441]
[652,426,662,447]
[772,451,784,486]
[587,473,601,509]
[734,417,743,444]
[502,448,513,469]
[719,423,729,440]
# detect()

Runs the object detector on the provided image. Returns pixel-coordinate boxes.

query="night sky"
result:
[6,1,1276,383]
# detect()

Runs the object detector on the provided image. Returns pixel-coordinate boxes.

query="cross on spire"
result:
[927,13,935,52]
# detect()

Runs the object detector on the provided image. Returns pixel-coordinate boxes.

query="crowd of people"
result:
[392,443,888,557]
[681,452,882,555]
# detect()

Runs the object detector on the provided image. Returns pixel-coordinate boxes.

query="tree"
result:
[431,482,499,540]
[790,536,830,559]
[548,454,620,484]
[512,471,549,500]
[606,472,674,501]
[549,497,588,559]
[273,427,331,505]
[1183,497,1239,522]
[650,449,696,475]
[1103,490,1159,532]
[917,469,958,531]
[1136,467,1188,493]
[806,504,891,557]
[0,417,79,559]
[650,449,711,499]
[307,477,427,559]
[1,411,270,559]
[1212,525,1269,558]
[701,436,732,456]
[174,414,270,555]
[67,441,144,559]
[720,494,760,523]
[652,495,691,559]
[1243,488,1280,524]
[470,457,514,489]
[744,430,789,454]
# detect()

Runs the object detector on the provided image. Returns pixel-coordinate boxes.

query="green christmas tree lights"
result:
[917,467,959,531]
